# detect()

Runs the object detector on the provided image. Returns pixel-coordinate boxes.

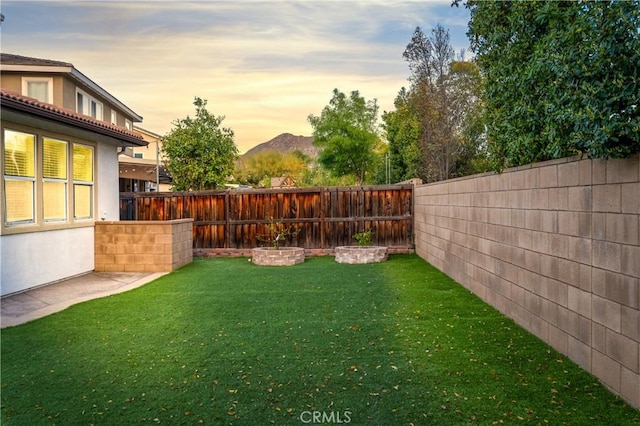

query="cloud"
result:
[1,0,471,153]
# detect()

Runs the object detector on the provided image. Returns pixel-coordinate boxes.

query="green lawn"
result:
[1,255,638,425]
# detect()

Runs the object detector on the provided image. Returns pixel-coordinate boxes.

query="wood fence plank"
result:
[120,185,413,249]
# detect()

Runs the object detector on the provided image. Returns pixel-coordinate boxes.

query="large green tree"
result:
[162,98,238,190]
[383,25,485,183]
[308,89,383,185]
[381,87,422,183]
[465,0,640,169]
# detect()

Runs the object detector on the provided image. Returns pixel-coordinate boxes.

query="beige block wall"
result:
[414,155,640,408]
[95,219,193,272]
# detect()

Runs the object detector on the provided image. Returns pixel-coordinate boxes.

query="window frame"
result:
[42,137,68,222]
[1,125,97,233]
[72,143,94,220]
[3,177,36,226]
[76,88,104,121]
[3,129,36,225]
[21,77,54,103]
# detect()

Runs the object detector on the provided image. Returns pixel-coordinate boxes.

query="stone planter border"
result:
[334,246,388,264]
[251,247,305,266]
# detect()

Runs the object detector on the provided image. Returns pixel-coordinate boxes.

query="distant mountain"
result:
[243,133,318,158]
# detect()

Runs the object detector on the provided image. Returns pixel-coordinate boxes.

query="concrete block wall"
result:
[414,155,639,408]
[95,219,193,272]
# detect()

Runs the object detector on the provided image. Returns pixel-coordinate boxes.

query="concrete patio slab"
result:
[1,271,166,328]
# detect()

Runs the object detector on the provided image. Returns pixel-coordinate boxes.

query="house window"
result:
[3,130,35,224]
[22,77,53,103]
[73,144,93,219]
[76,89,103,121]
[125,118,132,130]
[110,110,117,125]
[43,138,67,221]
[2,129,95,227]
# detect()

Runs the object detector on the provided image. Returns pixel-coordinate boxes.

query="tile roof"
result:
[0,53,72,67]
[0,88,146,146]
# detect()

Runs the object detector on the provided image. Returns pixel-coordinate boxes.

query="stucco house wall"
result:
[1,143,120,294]
[0,119,134,295]
[1,53,146,296]
[97,143,121,221]
[1,228,95,295]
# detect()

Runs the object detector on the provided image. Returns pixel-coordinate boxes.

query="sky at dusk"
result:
[0,0,471,153]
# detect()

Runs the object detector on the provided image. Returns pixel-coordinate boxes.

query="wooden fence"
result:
[120,185,414,250]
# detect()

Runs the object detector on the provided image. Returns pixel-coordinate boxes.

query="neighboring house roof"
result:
[122,126,172,184]
[1,88,146,147]
[134,125,163,140]
[119,157,172,185]
[271,175,297,188]
[0,53,143,122]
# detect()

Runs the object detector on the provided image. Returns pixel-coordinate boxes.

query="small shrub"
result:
[353,229,373,246]
[256,215,300,249]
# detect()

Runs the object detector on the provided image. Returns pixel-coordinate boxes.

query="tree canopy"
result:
[381,88,422,182]
[383,25,486,183]
[466,0,640,169]
[162,98,238,191]
[234,150,310,188]
[308,89,383,185]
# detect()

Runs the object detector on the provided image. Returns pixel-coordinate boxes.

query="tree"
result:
[162,98,238,190]
[307,89,383,185]
[234,150,310,187]
[465,0,640,169]
[381,87,422,182]
[384,25,485,183]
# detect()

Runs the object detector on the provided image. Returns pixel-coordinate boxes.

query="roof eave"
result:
[69,68,143,122]
[0,64,73,73]
[1,94,147,147]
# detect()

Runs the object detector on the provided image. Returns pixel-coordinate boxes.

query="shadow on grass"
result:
[1,255,638,425]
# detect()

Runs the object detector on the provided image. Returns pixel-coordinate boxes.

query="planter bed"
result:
[251,247,305,266]
[334,246,388,264]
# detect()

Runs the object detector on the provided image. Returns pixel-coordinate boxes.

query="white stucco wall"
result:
[0,227,95,296]
[0,141,122,296]
[97,143,121,221]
